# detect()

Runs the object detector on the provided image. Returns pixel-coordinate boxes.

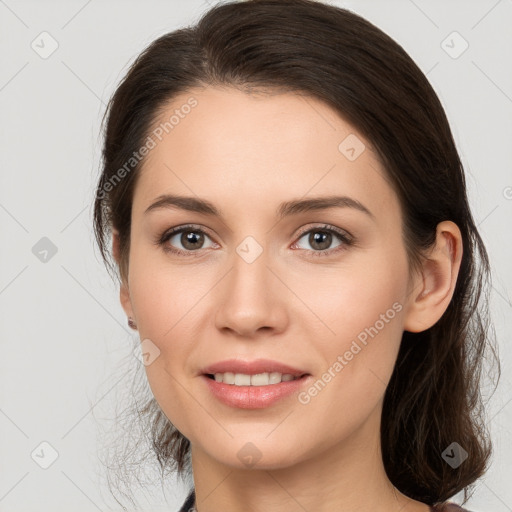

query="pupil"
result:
[182,231,203,249]
[311,231,331,250]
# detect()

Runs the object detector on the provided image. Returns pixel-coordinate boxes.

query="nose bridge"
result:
[214,233,286,335]
[229,234,273,301]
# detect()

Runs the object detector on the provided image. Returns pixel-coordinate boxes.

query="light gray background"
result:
[0,0,511,511]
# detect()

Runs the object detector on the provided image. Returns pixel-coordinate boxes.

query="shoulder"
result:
[432,502,475,512]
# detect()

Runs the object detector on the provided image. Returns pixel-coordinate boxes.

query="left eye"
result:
[292,226,351,254]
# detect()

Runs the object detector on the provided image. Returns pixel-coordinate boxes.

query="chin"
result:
[200,435,310,471]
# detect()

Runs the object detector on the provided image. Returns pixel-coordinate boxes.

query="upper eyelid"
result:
[295,223,351,239]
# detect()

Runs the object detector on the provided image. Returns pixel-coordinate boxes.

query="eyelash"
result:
[155,223,354,258]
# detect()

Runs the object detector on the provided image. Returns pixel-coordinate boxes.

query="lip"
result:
[200,358,309,377]
[199,358,311,409]
[201,374,311,409]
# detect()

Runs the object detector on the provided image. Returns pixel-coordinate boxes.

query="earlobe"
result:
[119,283,133,318]
[403,221,463,333]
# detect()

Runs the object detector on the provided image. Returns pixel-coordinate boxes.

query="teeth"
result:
[213,372,298,386]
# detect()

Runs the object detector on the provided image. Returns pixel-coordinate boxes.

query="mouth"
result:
[203,372,310,386]
[200,358,309,382]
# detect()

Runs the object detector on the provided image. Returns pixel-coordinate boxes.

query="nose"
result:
[214,246,288,339]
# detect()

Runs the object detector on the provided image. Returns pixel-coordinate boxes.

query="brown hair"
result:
[93,0,499,509]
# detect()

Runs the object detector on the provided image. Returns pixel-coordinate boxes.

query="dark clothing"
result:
[179,489,195,512]
[178,489,474,512]
[432,504,474,512]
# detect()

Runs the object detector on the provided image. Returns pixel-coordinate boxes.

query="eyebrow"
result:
[144,194,374,220]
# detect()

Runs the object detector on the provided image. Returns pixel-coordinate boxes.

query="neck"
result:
[189,402,429,512]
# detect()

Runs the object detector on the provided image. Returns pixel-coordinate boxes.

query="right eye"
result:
[157,224,218,256]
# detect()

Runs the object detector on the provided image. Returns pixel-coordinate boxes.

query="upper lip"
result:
[201,358,309,377]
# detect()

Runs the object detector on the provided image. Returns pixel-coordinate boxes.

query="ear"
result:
[112,228,134,320]
[403,221,463,333]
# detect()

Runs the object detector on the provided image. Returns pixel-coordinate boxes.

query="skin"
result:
[113,86,463,512]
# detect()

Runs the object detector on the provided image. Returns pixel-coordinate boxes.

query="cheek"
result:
[293,241,408,350]
[128,245,206,339]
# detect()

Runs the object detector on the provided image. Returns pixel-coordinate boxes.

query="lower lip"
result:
[202,375,310,409]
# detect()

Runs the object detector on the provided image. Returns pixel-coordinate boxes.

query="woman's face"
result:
[120,86,418,470]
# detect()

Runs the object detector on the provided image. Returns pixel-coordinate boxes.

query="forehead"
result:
[132,86,397,221]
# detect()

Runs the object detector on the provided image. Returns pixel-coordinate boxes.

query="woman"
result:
[93,1,499,511]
